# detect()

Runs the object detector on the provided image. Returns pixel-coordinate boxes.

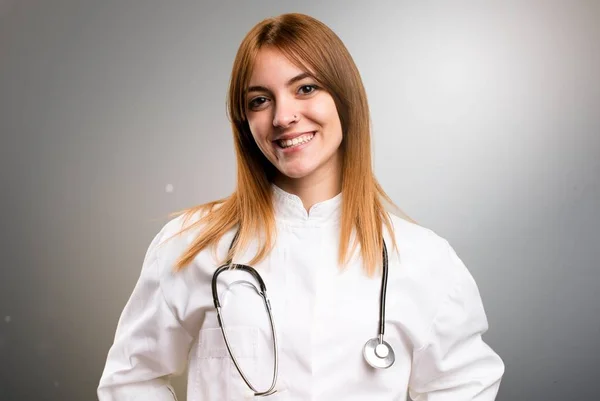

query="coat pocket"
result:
[188,326,259,401]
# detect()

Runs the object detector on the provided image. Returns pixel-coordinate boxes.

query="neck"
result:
[274,167,342,212]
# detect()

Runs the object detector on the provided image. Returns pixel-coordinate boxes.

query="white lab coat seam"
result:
[153,229,195,341]
[409,239,463,383]
[416,273,460,355]
[412,276,463,388]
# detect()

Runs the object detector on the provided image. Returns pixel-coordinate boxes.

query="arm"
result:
[408,242,505,400]
[97,231,193,401]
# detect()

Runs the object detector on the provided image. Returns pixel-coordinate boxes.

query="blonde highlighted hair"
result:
[166,13,414,276]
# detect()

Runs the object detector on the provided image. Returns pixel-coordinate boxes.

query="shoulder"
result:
[385,213,468,294]
[385,214,484,337]
[152,209,208,263]
[386,213,452,261]
[150,202,234,274]
[146,209,214,295]
[133,209,207,283]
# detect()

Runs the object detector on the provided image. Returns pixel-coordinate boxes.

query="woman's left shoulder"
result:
[385,213,450,256]
[384,214,491,338]
[384,213,468,284]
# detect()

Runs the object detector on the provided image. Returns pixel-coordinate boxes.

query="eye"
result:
[298,84,318,95]
[248,96,269,110]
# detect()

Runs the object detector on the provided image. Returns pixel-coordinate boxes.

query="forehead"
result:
[248,47,307,85]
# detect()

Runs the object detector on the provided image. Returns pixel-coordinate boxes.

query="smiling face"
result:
[245,46,343,188]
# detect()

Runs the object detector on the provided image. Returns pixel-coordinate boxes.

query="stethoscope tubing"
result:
[211,228,391,396]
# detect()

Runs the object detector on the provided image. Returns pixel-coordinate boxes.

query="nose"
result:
[272,99,300,128]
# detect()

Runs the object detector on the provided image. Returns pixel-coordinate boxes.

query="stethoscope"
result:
[211,230,395,397]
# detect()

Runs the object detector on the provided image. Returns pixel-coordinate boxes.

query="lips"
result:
[273,131,315,142]
[273,131,316,149]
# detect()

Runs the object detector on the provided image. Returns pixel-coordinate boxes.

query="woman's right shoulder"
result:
[152,198,234,265]
[152,206,217,258]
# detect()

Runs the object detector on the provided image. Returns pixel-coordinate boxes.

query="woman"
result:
[98,12,504,400]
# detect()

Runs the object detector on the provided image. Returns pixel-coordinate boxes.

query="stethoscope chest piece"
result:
[363,337,395,369]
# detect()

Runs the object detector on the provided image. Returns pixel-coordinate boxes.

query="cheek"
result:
[248,119,271,146]
[248,124,278,162]
[309,97,341,129]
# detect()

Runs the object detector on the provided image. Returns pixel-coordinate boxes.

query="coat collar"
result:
[271,184,342,226]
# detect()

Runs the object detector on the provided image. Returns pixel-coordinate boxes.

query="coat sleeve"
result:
[97,230,194,401]
[408,241,505,400]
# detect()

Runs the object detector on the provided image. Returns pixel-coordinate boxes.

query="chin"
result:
[278,165,318,180]
[280,170,312,180]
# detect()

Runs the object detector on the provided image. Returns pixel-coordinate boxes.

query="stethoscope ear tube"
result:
[213,263,268,307]
[211,230,268,307]
[215,293,279,396]
[211,230,279,396]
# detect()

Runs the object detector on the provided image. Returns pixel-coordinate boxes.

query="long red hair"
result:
[165,13,414,276]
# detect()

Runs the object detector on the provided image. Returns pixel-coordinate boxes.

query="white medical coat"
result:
[98,185,505,400]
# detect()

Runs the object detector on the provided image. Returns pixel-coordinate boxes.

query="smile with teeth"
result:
[277,132,315,149]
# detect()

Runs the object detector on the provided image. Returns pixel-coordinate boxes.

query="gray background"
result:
[1,1,599,400]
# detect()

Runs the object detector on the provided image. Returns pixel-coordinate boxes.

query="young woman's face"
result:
[245,47,343,184]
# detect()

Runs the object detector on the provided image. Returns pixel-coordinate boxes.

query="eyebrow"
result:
[246,72,313,94]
